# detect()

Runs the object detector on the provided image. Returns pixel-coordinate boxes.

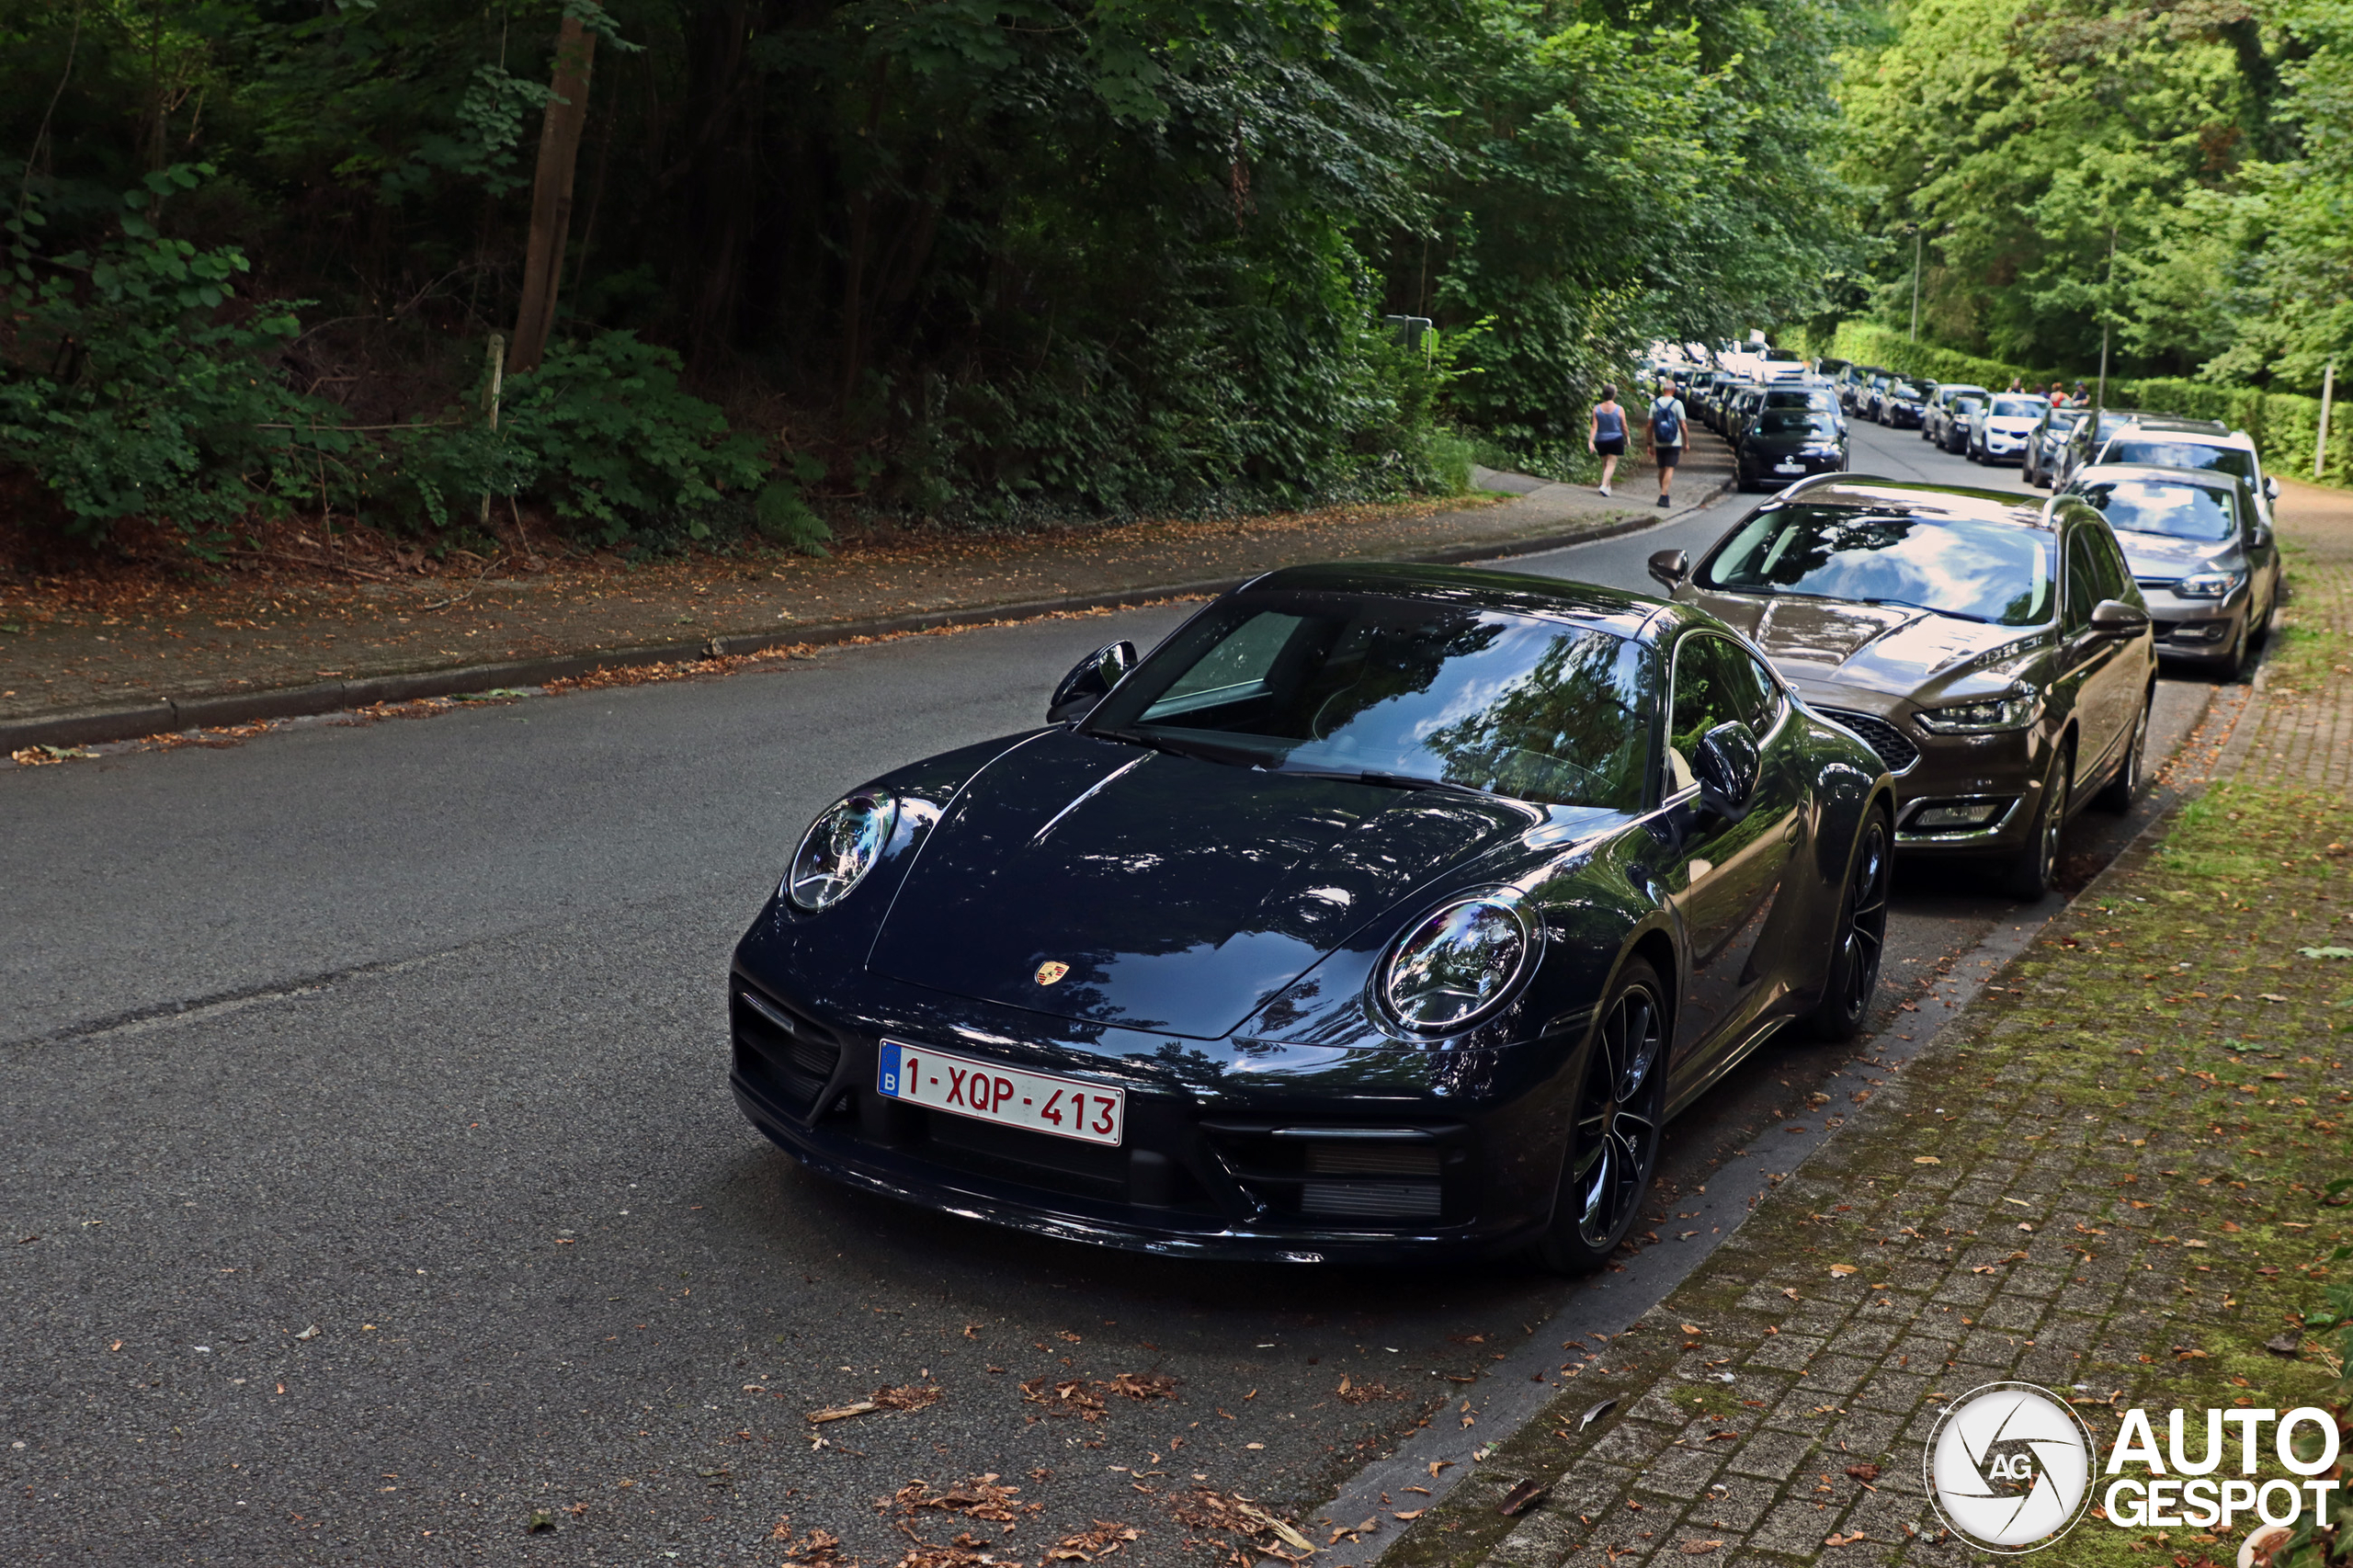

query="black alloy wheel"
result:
[1533,960,1666,1275]
[1802,813,1892,1040]
[2003,747,2072,900]
[2094,694,2152,813]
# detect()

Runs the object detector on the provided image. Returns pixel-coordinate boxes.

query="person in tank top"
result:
[1588,384,1627,495]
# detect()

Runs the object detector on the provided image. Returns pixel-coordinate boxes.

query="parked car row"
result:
[734,461,2165,1270]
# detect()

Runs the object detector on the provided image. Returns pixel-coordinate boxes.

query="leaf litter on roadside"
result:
[1164,1485,1317,1565]
[809,1382,945,1423]
[1019,1369,1176,1423]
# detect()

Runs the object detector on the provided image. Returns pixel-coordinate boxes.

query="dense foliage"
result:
[1,0,1860,545]
[1837,0,2352,403]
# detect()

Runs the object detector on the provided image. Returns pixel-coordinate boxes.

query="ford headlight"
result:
[785,791,898,912]
[2177,570,2243,600]
[1915,694,2040,734]
[1380,895,1540,1033]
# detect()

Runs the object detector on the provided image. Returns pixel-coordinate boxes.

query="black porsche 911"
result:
[729,564,1894,1271]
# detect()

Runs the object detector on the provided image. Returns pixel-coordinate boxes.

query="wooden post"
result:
[478,331,506,528]
[2318,361,2336,481]
[509,16,597,375]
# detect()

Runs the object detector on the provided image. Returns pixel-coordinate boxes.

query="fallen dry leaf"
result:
[1678,1543,1724,1557]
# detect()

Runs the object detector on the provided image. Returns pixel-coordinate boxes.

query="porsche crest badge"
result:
[1034,960,1071,986]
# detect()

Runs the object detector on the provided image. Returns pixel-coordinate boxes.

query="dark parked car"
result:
[730,563,1894,1270]
[2023,405,2084,488]
[1876,380,1928,428]
[1922,385,1986,448]
[1735,390,1849,489]
[2063,463,2280,677]
[1935,393,1985,453]
[1649,477,2156,899]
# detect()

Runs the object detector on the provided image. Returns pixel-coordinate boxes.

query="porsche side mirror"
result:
[2265,476,2281,502]
[1691,721,1762,824]
[2089,599,2150,639]
[1647,549,1689,592]
[1049,640,1138,723]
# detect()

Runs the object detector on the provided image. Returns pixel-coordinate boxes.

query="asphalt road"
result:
[0,415,2222,1567]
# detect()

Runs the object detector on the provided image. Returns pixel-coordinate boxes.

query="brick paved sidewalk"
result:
[1376,484,2353,1568]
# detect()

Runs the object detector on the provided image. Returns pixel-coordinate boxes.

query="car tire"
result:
[1799,811,1891,1041]
[1530,959,1667,1276]
[2219,616,2251,681]
[2002,747,2071,901]
[2092,695,2150,813]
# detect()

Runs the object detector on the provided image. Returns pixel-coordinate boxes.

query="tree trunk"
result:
[510,16,598,375]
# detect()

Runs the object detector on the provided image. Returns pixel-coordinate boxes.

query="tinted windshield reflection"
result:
[2075,479,2235,542]
[2105,439,2254,482]
[1086,596,1656,810]
[1697,506,2054,625]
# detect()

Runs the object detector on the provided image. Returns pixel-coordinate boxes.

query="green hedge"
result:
[1825,322,2349,486]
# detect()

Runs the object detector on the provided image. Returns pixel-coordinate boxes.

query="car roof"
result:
[2072,461,2245,495]
[2107,420,2245,446]
[1769,476,2053,528]
[1240,562,1665,637]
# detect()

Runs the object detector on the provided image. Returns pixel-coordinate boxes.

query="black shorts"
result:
[1595,437,1626,457]
[1654,444,1684,465]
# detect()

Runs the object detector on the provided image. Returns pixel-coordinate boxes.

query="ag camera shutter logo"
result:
[1925,1381,2096,1552]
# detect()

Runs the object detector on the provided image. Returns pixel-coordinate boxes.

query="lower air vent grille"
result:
[1206,1129,1455,1226]
[1818,707,1920,773]
[732,988,844,1114]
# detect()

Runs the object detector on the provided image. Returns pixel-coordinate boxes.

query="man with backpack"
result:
[1646,381,1688,507]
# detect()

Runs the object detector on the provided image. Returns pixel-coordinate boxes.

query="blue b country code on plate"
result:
[878,1040,1125,1146]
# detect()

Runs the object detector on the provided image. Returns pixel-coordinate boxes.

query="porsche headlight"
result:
[2176,570,2244,600]
[1380,895,1540,1033]
[785,791,898,912]
[1914,694,2040,734]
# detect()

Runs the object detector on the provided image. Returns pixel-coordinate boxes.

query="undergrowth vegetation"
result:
[0,0,1859,560]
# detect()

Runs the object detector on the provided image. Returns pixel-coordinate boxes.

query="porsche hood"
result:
[866,732,1534,1039]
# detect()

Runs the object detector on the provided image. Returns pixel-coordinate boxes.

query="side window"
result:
[1664,635,1769,793]
[2063,531,2102,628]
[2091,528,2132,602]
[1735,648,1783,733]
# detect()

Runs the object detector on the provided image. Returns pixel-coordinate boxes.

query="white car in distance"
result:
[1967,393,2049,466]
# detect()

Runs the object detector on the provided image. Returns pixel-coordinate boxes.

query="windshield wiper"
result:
[1272,765,1499,800]
[1855,597,1990,624]
[1095,727,1262,767]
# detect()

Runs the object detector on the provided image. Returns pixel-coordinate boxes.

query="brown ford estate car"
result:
[1648,477,2156,898]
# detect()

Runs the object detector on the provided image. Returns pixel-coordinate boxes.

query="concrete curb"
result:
[2,502,1700,755]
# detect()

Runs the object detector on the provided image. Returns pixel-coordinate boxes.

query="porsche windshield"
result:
[1697,506,2054,625]
[2075,478,2236,541]
[1086,596,1655,810]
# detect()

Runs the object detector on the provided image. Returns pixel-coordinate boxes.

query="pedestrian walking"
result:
[2074,379,2089,403]
[1646,381,1688,508]
[2006,376,2024,392]
[1588,385,1628,496]
[2049,381,2067,406]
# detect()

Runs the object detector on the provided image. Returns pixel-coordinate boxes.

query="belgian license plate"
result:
[878,1041,1124,1146]
[1776,460,1804,473]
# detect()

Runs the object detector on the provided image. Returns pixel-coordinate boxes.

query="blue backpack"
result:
[1651,399,1684,445]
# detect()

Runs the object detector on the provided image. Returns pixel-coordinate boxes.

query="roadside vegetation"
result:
[1825,0,2353,483]
[0,0,1857,565]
